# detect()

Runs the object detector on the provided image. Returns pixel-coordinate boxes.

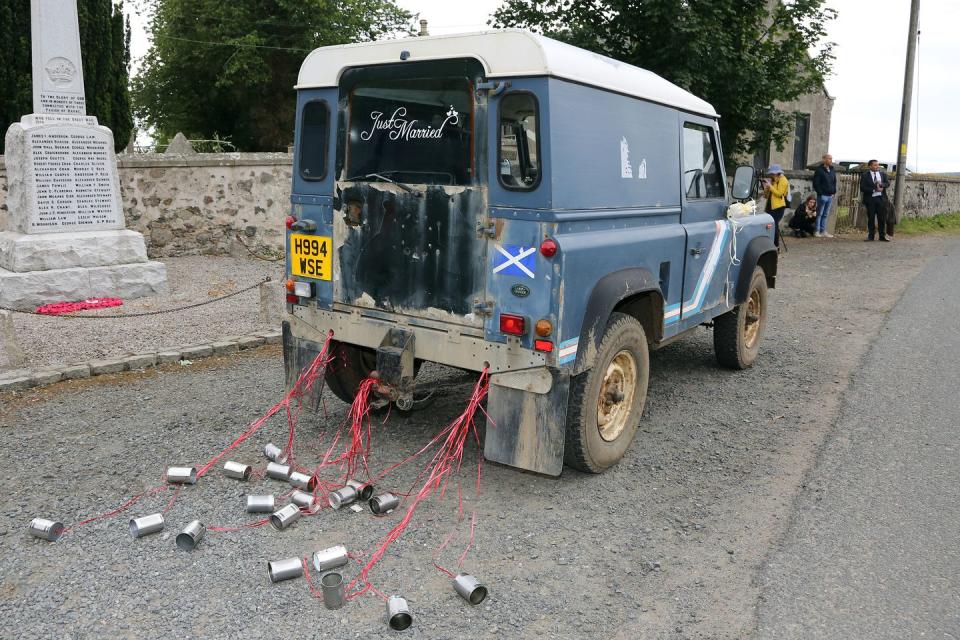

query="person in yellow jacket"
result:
[762,164,790,247]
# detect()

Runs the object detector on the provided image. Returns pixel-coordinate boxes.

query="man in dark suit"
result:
[860,159,891,242]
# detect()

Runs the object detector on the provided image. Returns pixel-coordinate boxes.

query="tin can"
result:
[291,490,321,513]
[312,545,349,572]
[288,471,317,491]
[369,492,401,515]
[246,494,275,513]
[175,520,206,551]
[266,462,291,481]
[387,595,413,631]
[28,518,65,542]
[270,503,301,530]
[223,461,252,480]
[267,557,303,583]
[129,513,165,538]
[166,466,197,485]
[321,572,346,610]
[328,485,358,510]
[453,573,488,605]
[346,479,374,501]
[263,443,287,463]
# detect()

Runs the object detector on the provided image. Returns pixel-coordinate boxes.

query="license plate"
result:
[289,234,332,280]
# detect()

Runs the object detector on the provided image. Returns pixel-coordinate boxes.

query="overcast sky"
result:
[127,0,957,172]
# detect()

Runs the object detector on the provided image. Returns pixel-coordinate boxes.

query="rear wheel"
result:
[323,341,377,405]
[323,341,426,410]
[564,313,650,473]
[713,267,768,369]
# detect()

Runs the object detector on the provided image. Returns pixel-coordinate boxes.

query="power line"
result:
[154,34,311,52]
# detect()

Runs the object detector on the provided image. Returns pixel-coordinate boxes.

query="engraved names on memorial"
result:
[27,125,122,233]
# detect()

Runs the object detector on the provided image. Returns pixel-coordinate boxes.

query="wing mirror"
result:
[731,165,757,201]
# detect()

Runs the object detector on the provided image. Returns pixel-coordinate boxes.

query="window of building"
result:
[498,92,541,191]
[299,100,329,181]
[793,113,810,169]
[682,123,724,199]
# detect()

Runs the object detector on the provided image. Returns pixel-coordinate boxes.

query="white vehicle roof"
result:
[297,29,718,118]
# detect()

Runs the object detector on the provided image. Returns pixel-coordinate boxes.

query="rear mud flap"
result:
[282,321,326,412]
[484,368,570,476]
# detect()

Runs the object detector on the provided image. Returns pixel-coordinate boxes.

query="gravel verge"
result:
[2,256,283,371]
[0,235,954,639]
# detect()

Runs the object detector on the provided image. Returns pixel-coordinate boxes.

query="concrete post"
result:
[258,281,283,326]
[0,310,26,368]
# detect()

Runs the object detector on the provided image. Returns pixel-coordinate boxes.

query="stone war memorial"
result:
[0,0,166,309]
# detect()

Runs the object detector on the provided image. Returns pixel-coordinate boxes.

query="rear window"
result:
[345,76,474,186]
[498,92,541,191]
[299,100,329,181]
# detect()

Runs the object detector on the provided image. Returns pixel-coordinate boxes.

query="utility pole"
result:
[893,0,920,222]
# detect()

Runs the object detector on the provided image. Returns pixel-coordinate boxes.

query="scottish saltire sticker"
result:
[492,244,536,279]
[558,338,579,365]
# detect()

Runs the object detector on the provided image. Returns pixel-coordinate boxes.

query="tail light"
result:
[285,215,297,230]
[286,294,299,303]
[539,238,558,258]
[499,314,526,336]
[534,340,553,353]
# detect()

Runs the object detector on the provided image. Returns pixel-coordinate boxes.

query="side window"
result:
[299,100,329,181]
[498,93,540,191]
[682,123,724,199]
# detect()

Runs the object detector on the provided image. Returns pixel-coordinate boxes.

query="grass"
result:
[896,211,960,235]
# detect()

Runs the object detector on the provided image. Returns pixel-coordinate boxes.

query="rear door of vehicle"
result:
[332,59,488,330]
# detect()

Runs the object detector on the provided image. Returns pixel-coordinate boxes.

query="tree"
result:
[132,0,412,152]
[0,0,133,153]
[492,0,836,161]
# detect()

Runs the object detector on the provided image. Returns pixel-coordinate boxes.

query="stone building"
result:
[753,86,835,171]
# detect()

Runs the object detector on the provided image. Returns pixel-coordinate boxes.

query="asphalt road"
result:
[0,234,956,639]
[756,240,960,638]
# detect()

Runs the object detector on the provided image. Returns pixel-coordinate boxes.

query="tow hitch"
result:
[373,328,419,409]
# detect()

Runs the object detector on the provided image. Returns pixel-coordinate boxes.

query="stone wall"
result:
[783,169,960,220]
[2,155,959,256]
[0,153,291,257]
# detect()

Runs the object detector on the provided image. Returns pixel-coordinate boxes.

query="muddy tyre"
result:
[323,341,377,404]
[714,267,768,369]
[564,313,650,473]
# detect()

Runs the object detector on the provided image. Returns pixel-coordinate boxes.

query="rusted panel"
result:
[335,183,487,327]
[484,368,570,476]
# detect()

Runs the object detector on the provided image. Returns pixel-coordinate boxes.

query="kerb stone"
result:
[180,345,213,359]
[89,358,126,376]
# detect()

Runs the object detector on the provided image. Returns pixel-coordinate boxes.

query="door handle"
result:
[690,247,703,256]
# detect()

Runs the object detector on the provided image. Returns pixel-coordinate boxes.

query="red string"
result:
[162,486,181,514]
[302,557,325,602]
[63,485,168,533]
[207,518,270,533]
[346,368,489,597]
[195,333,333,478]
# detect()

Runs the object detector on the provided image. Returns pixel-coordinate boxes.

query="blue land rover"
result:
[282,30,777,476]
